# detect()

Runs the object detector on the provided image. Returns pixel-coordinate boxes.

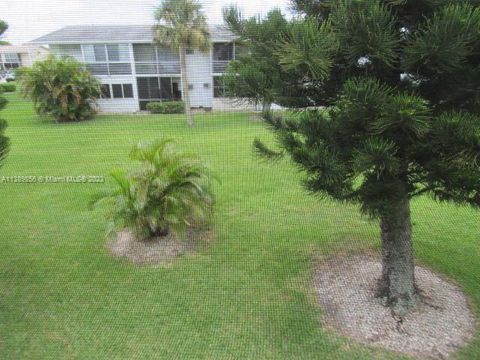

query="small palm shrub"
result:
[19,56,101,122]
[91,139,214,240]
[146,101,185,114]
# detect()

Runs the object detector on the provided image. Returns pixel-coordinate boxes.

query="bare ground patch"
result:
[107,228,211,266]
[314,254,476,359]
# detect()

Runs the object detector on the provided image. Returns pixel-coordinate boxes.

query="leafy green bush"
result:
[19,56,101,122]
[0,83,16,93]
[91,139,214,240]
[146,101,185,114]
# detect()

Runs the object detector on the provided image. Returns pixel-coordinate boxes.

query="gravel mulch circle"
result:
[107,229,209,266]
[314,255,476,359]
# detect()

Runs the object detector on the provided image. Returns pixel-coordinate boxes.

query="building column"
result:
[128,43,140,112]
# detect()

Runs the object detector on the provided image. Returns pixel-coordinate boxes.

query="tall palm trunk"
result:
[179,45,194,127]
[376,193,417,317]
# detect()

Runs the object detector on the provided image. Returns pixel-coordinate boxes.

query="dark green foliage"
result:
[0,83,16,93]
[223,8,313,109]
[256,0,480,216]
[0,85,9,168]
[91,139,214,240]
[255,0,480,313]
[146,101,185,114]
[18,56,101,122]
[0,20,7,38]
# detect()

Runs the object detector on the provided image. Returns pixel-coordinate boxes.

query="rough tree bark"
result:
[179,45,194,127]
[376,194,417,317]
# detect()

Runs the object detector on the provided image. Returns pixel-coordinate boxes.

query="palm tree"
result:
[154,0,210,127]
[91,139,214,240]
[19,56,101,122]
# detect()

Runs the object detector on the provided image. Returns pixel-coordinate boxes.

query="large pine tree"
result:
[251,0,480,316]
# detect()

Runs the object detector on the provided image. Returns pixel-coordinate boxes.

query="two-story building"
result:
[0,45,49,82]
[30,25,243,112]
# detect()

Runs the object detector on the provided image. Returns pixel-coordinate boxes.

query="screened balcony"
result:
[50,44,132,75]
[133,44,180,75]
[212,43,234,73]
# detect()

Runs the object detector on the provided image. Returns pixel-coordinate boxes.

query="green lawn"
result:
[0,92,478,359]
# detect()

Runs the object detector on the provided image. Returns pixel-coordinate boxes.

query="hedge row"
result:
[0,83,16,93]
[146,101,185,114]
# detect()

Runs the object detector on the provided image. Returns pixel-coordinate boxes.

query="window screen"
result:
[107,44,129,62]
[123,84,133,98]
[112,84,123,98]
[93,44,107,61]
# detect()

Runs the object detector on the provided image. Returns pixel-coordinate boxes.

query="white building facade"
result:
[30,25,245,113]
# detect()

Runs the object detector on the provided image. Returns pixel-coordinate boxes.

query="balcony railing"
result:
[135,61,181,75]
[86,62,132,75]
[212,60,230,73]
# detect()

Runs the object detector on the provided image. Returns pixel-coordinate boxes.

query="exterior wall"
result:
[96,98,138,113]
[185,49,213,108]
[19,48,49,66]
[95,75,139,113]
[49,42,246,113]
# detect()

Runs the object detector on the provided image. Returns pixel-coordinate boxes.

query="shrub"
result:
[146,101,185,114]
[91,139,214,240]
[0,83,16,93]
[19,56,101,122]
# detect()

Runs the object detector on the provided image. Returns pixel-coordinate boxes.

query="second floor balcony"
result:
[135,61,180,75]
[212,43,235,74]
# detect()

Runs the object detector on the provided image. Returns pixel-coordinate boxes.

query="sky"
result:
[0,0,291,45]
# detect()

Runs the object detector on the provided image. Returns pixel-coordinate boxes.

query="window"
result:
[4,53,20,63]
[213,43,234,61]
[112,84,123,99]
[133,44,180,75]
[82,44,132,75]
[107,44,129,62]
[188,84,194,90]
[113,84,134,99]
[213,76,226,98]
[93,45,107,61]
[133,44,156,62]
[100,84,111,99]
[123,84,134,98]
[204,83,210,89]
[103,84,134,99]
[186,48,194,55]
[2,53,21,70]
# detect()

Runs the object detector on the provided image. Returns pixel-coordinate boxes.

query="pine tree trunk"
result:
[179,45,194,127]
[376,195,417,317]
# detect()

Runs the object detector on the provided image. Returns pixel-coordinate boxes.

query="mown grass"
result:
[0,92,478,359]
